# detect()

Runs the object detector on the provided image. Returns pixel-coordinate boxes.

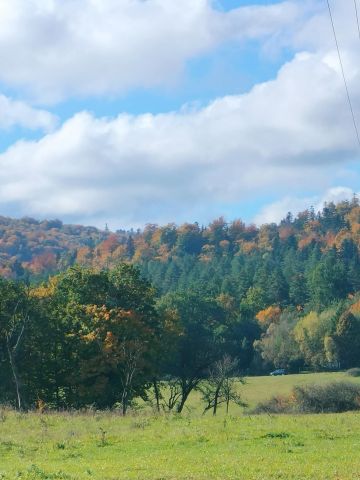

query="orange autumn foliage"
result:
[256,305,281,326]
[350,299,360,316]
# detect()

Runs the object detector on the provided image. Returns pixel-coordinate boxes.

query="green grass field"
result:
[1,372,360,480]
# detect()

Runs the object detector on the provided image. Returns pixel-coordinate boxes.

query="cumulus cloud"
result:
[0,0,359,228]
[0,95,57,131]
[0,0,306,102]
[254,187,358,225]
[254,196,316,225]
[0,30,360,228]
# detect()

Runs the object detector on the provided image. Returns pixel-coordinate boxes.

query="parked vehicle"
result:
[270,368,286,376]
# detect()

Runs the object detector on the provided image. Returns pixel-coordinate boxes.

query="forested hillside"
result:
[2,198,360,314]
[2,198,360,410]
[0,216,108,278]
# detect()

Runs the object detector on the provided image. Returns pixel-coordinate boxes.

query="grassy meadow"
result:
[1,372,360,480]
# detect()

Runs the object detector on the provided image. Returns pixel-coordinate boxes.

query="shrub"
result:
[347,368,360,377]
[293,382,360,413]
[250,395,294,414]
[251,381,360,414]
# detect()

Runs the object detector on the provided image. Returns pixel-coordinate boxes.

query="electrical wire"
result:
[354,0,360,40]
[326,0,360,148]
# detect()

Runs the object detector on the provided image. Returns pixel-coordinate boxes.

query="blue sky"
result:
[217,0,283,9]
[38,39,293,127]
[0,0,359,229]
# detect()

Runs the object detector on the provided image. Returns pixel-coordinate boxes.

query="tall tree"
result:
[158,291,225,412]
[0,279,32,409]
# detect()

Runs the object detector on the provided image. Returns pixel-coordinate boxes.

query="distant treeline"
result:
[2,199,360,306]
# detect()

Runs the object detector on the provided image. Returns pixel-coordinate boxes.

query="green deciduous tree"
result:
[335,311,360,368]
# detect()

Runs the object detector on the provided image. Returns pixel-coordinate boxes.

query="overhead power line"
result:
[326,0,360,149]
[354,0,360,40]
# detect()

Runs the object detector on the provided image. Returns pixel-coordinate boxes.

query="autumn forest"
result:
[2,198,360,411]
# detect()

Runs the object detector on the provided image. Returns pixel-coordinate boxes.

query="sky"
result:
[0,0,360,229]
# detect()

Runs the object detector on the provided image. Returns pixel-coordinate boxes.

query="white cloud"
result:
[0,0,305,103]
[0,95,57,131]
[0,0,359,228]
[0,33,359,228]
[316,186,357,211]
[254,196,316,225]
[254,187,358,225]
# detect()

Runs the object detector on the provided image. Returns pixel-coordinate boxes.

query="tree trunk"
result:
[176,386,192,413]
[121,389,128,416]
[153,379,161,413]
[213,386,221,416]
[7,342,21,410]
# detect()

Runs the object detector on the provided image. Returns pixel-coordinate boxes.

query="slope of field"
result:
[169,372,360,415]
[1,373,360,480]
[241,371,360,408]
